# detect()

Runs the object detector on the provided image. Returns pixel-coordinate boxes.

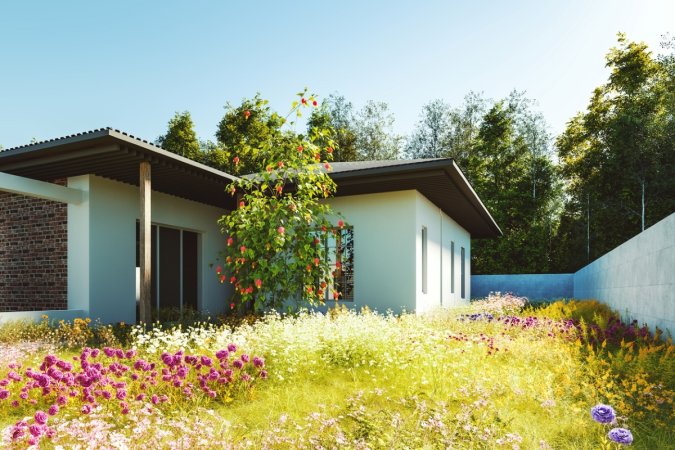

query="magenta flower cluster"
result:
[1,345,267,447]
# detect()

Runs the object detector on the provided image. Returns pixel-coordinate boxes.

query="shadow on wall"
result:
[471,213,675,336]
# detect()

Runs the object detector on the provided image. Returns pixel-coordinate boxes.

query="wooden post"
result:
[139,161,152,324]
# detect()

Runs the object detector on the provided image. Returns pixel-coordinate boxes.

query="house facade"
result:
[0,129,500,323]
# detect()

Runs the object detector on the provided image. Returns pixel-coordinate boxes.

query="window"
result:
[136,223,199,315]
[460,246,466,299]
[421,226,428,294]
[450,241,455,294]
[323,227,354,301]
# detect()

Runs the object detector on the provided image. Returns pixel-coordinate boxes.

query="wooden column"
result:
[139,161,152,324]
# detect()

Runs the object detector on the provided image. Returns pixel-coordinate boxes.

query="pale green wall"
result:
[415,192,471,313]
[326,191,418,314]
[67,175,230,323]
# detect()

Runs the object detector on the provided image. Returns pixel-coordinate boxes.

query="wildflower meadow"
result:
[0,295,672,449]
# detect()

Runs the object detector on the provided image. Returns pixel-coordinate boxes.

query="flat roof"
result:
[1,129,501,238]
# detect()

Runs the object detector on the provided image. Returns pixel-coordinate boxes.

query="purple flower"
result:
[28,424,43,437]
[608,428,633,445]
[11,426,25,441]
[0,389,10,400]
[215,350,229,360]
[233,360,244,369]
[227,343,237,353]
[591,404,616,424]
[253,357,265,368]
[48,405,59,416]
[81,404,92,414]
[34,410,48,425]
[260,370,268,379]
[240,354,250,363]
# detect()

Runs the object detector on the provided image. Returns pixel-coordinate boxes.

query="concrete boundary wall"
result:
[573,213,674,335]
[472,274,573,301]
[471,213,674,335]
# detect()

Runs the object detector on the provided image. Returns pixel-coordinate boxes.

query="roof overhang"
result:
[329,159,502,238]
[0,128,238,209]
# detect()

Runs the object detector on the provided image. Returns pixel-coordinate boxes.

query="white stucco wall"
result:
[324,190,418,314]
[415,192,471,312]
[67,175,230,323]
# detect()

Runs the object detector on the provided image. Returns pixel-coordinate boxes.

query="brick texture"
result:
[0,179,68,311]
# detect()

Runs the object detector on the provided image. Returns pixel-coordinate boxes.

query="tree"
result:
[208,94,289,174]
[307,93,358,162]
[554,34,675,270]
[405,99,453,159]
[405,93,487,170]
[467,94,560,274]
[218,91,345,311]
[156,111,201,160]
[353,101,402,160]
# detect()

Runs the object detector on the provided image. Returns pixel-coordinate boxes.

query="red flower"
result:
[297,145,303,152]
[240,245,246,253]
[219,275,226,283]
[335,261,342,269]
[266,165,273,173]
[301,98,307,105]
[317,289,323,296]
[227,237,234,246]
[239,201,245,208]
[306,286,313,293]
[226,256,232,263]
[230,302,235,310]
[314,257,320,266]
[246,286,254,294]
[306,264,312,272]
[216,265,222,274]
[333,291,339,300]
[338,219,344,228]
[321,225,327,232]
[230,276,236,284]
[327,147,334,154]
[233,156,240,165]
[313,238,320,245]
[324,163,331,171]
[314,153,321,161]
[243,110,251,119]
[255,279,262,288]
[312,100,318,107]
[320,281,327,289]
[276,185,283,194]
[278,226,285,235]
[277,161,284,168]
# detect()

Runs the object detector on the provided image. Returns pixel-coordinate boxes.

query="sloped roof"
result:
[328,159,501,238]
[0,129,501,237]
[0,128,238,209]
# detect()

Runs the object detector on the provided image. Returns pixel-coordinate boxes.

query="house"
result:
[0,128,501,324]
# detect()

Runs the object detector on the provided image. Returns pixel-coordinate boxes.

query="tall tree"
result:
[307,93,358,162]
[156,111,201,160]
[468,95,559,274]
[405,99,453,159]
[554,34,675,270]
[353,101,402,160]
[207,93,291,175]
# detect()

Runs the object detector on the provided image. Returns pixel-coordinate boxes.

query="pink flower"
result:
[255,279,262,289]
[227,237,234,246]
[277,226,285,235]
[81,404,92,414]
[240,245,246,253]
[0,389,9,399]
[34,410,48,425]
[233,156,240,165]
[48,405,59,416]
[29,424,43,437]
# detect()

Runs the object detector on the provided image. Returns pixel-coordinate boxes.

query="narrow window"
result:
[460,246,466,299]
[323,227,355,302]
[421,227,428,294]
[450,241,455,294]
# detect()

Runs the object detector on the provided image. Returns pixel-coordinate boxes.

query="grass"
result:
[0,296,673,449]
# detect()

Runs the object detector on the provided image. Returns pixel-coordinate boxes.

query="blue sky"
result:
[0,0,672,149]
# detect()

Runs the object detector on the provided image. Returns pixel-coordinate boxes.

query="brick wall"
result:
[0,179,68,311]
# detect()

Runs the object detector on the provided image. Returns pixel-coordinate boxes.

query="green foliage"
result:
[307,93,358,162]
[205,93,289,174]
[156,111,202,160]
[353,100,402,160]
[468,93,560,273]
[218,90,344,311]
[554,34,675,270]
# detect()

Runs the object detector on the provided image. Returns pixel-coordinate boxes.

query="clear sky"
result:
[0,0,672,149]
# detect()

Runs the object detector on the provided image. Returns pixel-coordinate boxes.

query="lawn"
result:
[0,295,672,449]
